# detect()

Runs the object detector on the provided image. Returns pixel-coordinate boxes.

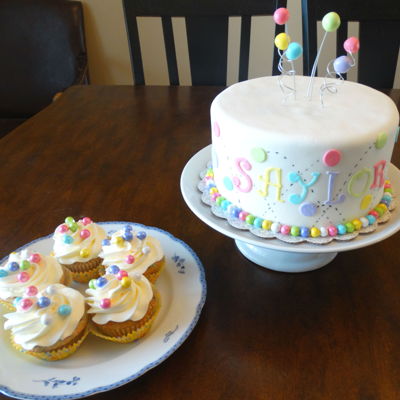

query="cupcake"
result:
[53,217,106,283]
[3,283,89,361]
[0,249,71,311]
[86,272,160,343]
[99,226,164,283]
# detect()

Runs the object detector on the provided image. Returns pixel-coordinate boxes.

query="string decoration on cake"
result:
[273,7,303,101]
[319,37,360,106]
[306,12,341,100]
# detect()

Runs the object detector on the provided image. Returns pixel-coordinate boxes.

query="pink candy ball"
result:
[280,225,291,235]
[57,224,69,233]
[80,229,91,239]
[29,253,41,263]
[18,272,30,283]
[211,193,220,201]
[125,255,135,264]
[369,210,379,218]
[343,37,360,54]
[81,217,93,226]
[100,298,111,309]
[239,211,249,221]
[328,225,338,236]
[26,285,38,296]
[273,7,290,25]
[117,270,128,280]
[20,298,33,310]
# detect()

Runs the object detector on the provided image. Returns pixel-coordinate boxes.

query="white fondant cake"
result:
[210,76,399,236]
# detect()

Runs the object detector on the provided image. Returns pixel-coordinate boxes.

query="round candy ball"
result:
[122,231,133,241]
[29,253,41,264]
[65,216,75,226]
[100,298,111,309]
[343,36,360,54]
[25,285,38,296]
[107,265,120,275]
[0,270,8,278]
[322,12,341,32]
[286,42,303,61]
[81,217,92,225]
[125,255,135,264]
[80,229,91,240]
[117,270,128,280]
[57,224,69,233]
[102,239,111,246]
[137,231,147,241]
[96,277,108,288]
[273,7,290,25]
[274,32,290,51]
[58,304,72,316]
[121,277,131,289]
[63,235,74,244]
[17,272,30,282]
[89,279,97,290]
[37,296,51,308]
[80,248,90,258]
[333,55,352,74]
[20,298,33,311]
[8,262,19,272]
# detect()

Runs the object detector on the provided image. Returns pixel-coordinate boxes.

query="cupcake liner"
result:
[10,327,90,361]
[144,258,165,284]
[63,257,103,283]
[90,289,161,343]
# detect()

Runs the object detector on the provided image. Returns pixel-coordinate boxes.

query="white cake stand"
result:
[180,145,400,273]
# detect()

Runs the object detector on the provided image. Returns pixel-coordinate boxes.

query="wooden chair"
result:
[0,0,88,138]
[301,0,400,89]
[122,0,287,85]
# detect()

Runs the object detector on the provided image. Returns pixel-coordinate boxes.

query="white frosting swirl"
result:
[86,273,153,324]
[4,284,85,350]
[99,229,163,275]
[0,250,64,301]
[53,219,106,264]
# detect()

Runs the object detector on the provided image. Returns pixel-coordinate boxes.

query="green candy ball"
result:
[65,216,75,226]
[69,222,78,232]
[20,260,31,270]
[322,12,340,32]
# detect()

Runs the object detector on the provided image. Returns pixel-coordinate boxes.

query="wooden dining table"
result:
[0,85,399,400]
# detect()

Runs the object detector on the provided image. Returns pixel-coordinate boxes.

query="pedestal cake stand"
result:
[181,145,400,273]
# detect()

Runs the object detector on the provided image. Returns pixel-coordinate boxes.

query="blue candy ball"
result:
[102,239,111,246]
[107,265,120,275]
[8,262,19,272]
[63,235,74,244]
[0,269,9,278]
[286,42,303,61]
[230,207,241,218]
[137,231,147,241]
[366,215,376,225]
[122,231,133,241]
[58,304,72,316]
[333,55,352,74]
[253,218,263,228]
[13,297,22,307]
[96,277,108,288]
[221,200,231,210]
[337,224,347,235]
[125,225,133,232]
[37,296,51,308]
[300,227,310,237]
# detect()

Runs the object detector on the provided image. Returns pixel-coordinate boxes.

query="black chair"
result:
[0,0,88,138]
[301,0,400,89]
[123,0,287,85]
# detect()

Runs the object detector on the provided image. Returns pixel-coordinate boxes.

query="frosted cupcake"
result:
[86,272,160,343]
[53,217,106,283]
[0,249,71,310]
[4,283,89,361]
[99,226,164,283]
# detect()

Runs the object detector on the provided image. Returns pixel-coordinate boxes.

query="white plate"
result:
[0,222,206,400]
[181,145,400,254]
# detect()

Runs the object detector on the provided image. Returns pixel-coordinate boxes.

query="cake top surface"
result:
[211,76,399,146]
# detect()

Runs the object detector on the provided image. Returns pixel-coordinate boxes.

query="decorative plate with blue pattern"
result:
[0,222,206,400]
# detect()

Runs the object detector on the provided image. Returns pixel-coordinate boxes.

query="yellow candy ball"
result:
[121,277,131,288]
[352,219,362,230]
[274,33,290,51]
[310,227,320,238]
[378,203,388,212]
[115,236,124,247]
[209,187,218,194]
[80,248,90,258]
[262,220,272,230]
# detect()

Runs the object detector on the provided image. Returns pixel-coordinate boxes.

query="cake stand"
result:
[180,145,400,273]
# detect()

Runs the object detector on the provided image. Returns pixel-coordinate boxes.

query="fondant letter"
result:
[288,171,320,204]
[258,167,284,202]
[324,171,346,204]
[370,160,386,189]
[347,168,372,198]
[233,158,253,193]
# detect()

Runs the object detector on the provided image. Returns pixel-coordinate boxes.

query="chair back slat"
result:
[123,0,287,85]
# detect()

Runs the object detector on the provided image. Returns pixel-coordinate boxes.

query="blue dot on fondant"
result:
[223,177,234,191]
[299,202,318,217]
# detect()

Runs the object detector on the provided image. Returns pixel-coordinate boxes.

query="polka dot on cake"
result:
[223,176,234,191]
[250,147,267,163]
[213,121,220,137]
[299,202,318,217]
[375,132,387,149]
[322,149,341,167]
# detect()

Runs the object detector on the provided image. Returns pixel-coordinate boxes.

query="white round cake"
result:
[209,75,399,238]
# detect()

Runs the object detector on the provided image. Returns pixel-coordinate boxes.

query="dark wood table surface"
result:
[0,85,399,400]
